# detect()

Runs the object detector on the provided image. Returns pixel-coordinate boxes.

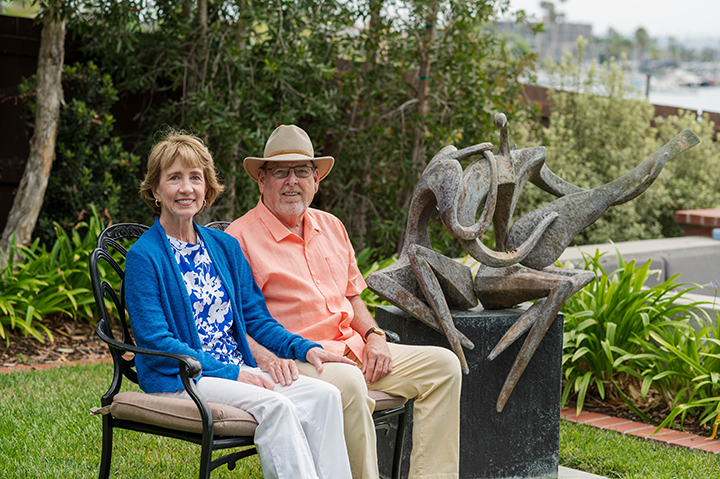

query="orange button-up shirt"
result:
[226,200,368,358]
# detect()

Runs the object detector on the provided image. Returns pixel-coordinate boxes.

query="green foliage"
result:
[517,39,720,245]
[631,305,720,436]
[19,61,146,245]
[560,247,706,421]
[75,0,539,259]
[0,207,107,344]
[652,112,720,237]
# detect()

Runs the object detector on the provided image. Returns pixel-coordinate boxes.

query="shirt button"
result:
[316,279,321,284]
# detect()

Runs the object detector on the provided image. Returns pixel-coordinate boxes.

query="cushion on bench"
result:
[368,389,408,410]
[108,391,258,436]
[106,389,407,436]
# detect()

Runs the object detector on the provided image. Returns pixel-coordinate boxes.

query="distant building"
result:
[495,19,597,61]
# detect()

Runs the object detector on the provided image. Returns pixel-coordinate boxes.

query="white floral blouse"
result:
[168,235,244,366]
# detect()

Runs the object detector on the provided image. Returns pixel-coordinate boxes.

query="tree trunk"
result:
[0,13,65,266]
[182,0,192,19]
[410,2,438,171]
[363,0,383,74]
[236,0,247,50]
[399,2,437,254]
[197,0,208,38]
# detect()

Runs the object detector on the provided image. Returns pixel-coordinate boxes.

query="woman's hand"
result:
[305,347,357,373]
[247,334,300,386]
[261,356,300,387]
[237,370,275,389]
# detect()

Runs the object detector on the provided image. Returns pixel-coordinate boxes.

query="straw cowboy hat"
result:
[243,125,334,181]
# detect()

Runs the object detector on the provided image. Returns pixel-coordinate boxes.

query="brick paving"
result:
[562,407,720,455]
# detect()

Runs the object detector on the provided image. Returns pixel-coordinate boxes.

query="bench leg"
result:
[391,404,409,479]
[98,418,113,479]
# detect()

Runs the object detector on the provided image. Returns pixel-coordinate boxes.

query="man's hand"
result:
[362,333,392,384]
[237,370,275,389]
[305,347,356,373]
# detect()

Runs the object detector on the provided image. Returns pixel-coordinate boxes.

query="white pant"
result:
[156,365,352,479]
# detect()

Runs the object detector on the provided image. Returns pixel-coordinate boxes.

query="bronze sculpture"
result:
[367,114,700,411]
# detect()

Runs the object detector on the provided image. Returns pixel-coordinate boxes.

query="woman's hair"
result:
[140,130,225,215]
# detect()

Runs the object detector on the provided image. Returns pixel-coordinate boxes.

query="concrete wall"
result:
[557,236,720,323]
[558,236,720,296]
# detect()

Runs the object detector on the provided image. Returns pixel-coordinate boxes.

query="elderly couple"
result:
[125,125,461,479]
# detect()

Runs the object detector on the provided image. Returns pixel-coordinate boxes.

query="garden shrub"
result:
[19,61,146,245]
[0,206,108,344]
[76,0,539,260]
[632,299,720,436]
[560,247,708,422]
[516,40,720,246]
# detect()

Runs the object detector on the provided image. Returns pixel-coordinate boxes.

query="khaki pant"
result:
[296,342,461,479]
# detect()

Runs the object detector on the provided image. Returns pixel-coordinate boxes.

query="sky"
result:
[503,0,720,40]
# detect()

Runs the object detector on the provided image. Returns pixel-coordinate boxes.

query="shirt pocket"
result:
[325,253,350,296]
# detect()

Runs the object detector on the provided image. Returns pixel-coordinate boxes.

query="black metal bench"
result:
[90,222,409,479]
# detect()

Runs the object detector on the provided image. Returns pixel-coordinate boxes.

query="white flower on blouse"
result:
[198,272,224,305]
[194,248,212,267]
[208,297,231,323]
[168,234,243,366]
[170,238,199,263]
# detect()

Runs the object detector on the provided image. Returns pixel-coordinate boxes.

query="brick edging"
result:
[561,407,720,454]
[0,357,113,374]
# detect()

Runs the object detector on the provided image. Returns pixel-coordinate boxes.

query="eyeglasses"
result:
[265,165,316,179]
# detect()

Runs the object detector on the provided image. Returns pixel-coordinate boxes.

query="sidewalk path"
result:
[559,466,607,479]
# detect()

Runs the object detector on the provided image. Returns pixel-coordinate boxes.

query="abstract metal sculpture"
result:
[367,114,700,411]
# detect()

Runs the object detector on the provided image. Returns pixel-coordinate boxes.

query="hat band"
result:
[266,148,312,158]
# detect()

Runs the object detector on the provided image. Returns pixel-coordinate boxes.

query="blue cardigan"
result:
[125,218,320,394]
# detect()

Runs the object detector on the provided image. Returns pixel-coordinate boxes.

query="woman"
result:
[124,130,353,479]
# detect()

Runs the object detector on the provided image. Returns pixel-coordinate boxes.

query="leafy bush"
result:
[560,247,707,422]
[76,0,539,260]
[516,39,720,245]
[632,304,720,436]
[0,207,107,344]
[19,61,146,244]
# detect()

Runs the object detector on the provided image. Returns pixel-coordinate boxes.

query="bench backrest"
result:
[91,224,150,393]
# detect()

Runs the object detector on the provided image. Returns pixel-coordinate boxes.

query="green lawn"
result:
[2,363,719,478]
[0,364,262,478]
[560,421,720,478]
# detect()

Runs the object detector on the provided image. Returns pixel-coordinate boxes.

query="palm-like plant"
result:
[560,247,707,422]
[0,206,108,344]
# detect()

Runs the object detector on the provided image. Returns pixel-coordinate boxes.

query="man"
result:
[226,125,461,479]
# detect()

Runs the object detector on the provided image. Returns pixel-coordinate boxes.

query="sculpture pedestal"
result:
[376,305,563,479]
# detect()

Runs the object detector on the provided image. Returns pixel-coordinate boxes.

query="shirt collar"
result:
[255,198,322,243]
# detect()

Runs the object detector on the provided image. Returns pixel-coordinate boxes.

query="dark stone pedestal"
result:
[376,305,563,479]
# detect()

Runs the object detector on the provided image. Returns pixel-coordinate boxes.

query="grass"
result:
[560,421,720,478]
[3,363,719,478]
[0,363,263,478]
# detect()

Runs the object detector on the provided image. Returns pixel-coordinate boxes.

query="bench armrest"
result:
[96,323,202,378]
